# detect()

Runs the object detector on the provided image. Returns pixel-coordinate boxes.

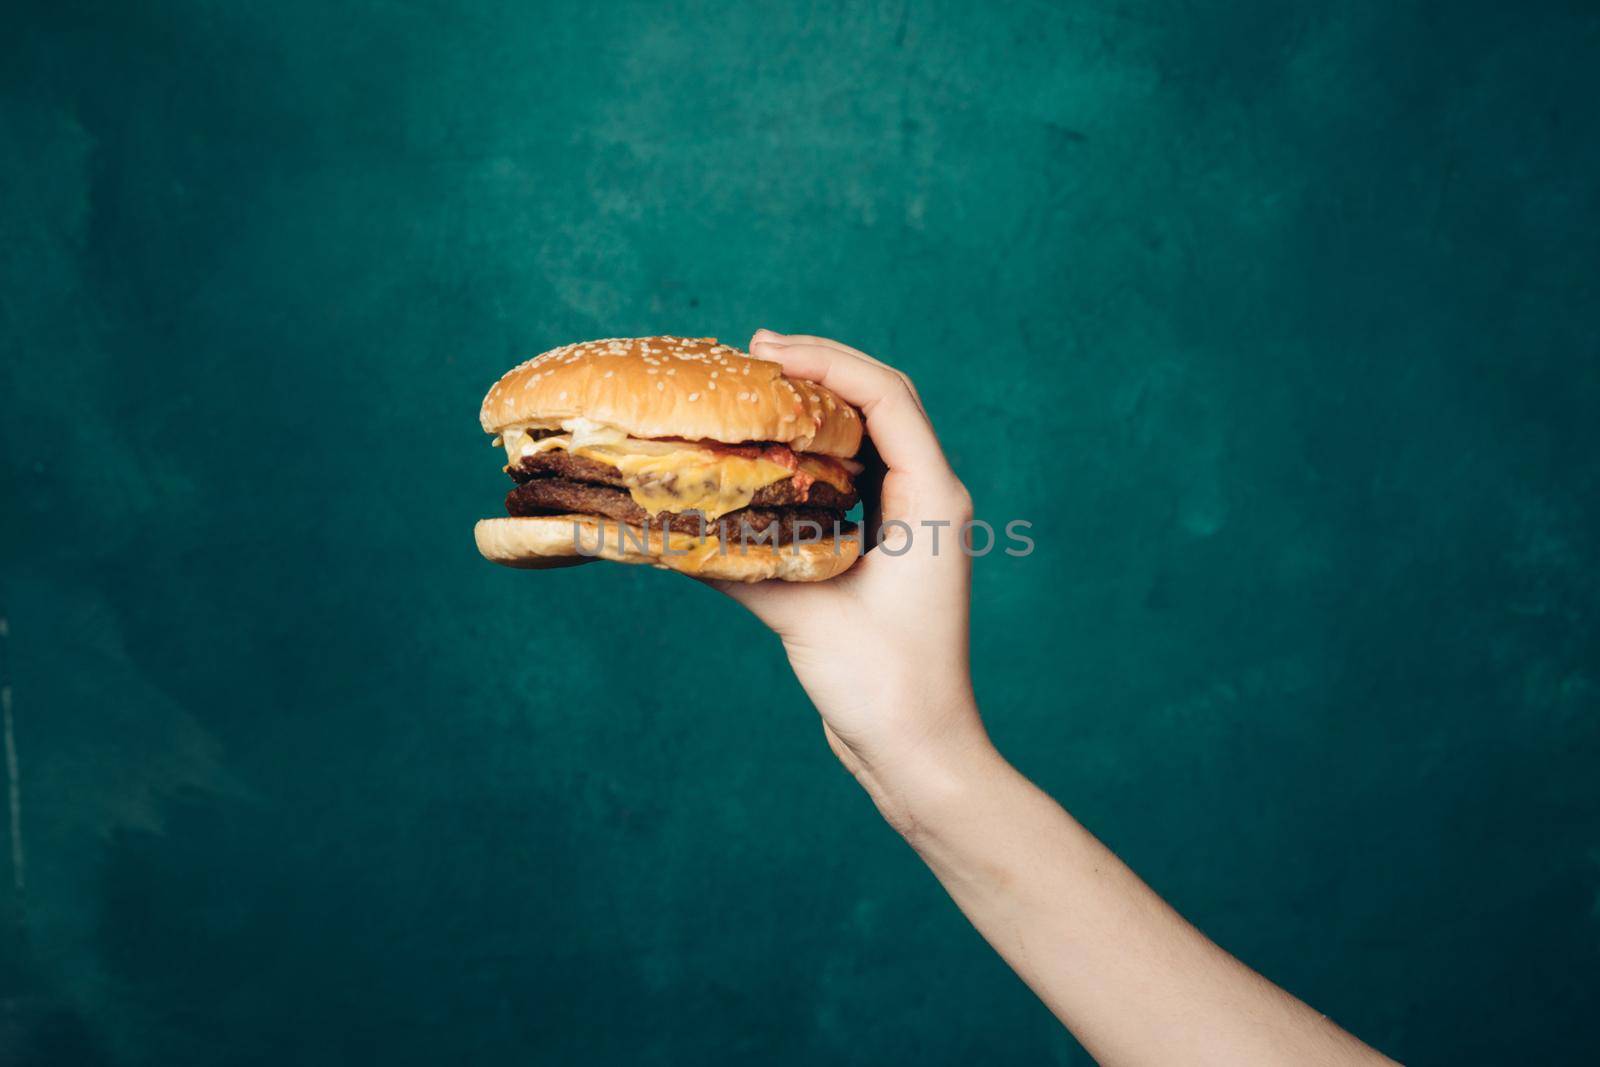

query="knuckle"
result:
[877,379,916,413]
[887,374,923,411]
[944,478,974,520]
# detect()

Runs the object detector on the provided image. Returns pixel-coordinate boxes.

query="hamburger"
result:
[474,336,866,581]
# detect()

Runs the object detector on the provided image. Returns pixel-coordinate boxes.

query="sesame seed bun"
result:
[479,336,863,458]
[473,516,862,583]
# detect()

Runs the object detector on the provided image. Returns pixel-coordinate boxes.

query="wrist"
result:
[854,718,1010,843]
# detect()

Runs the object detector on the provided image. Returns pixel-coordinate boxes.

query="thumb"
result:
[700,577,816,638]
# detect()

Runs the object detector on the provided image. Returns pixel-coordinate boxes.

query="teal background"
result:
[4,1,1599,1063]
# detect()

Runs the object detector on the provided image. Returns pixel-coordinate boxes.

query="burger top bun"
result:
[479,336,863,458]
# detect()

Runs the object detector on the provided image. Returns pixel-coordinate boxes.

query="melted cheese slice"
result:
[606,447,793,519]
[501,422,818,520]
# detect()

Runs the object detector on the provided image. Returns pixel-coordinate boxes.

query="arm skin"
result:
[710,330,1398,1067]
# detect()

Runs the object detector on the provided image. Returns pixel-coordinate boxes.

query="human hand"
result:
[706,330,997,826]
[703,339,1400,1067]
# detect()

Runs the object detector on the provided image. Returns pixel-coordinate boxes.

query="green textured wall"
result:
[4,2,1598,1063]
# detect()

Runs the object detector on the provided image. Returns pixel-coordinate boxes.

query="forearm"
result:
[860,727,1393,1067]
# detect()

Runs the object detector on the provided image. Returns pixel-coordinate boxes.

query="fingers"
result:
[754,330,930,413]
[749,330,954,486]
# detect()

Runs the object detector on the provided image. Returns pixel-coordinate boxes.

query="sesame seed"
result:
[688,392,700,401]
[656,381,665,391]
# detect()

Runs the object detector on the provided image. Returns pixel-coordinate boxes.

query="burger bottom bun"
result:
[474,515,862,583]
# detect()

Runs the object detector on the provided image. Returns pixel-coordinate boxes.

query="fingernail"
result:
[753,328,785,343]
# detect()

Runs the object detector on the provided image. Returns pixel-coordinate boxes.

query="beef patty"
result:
[506,478,852,546]
[509,451,858,511]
